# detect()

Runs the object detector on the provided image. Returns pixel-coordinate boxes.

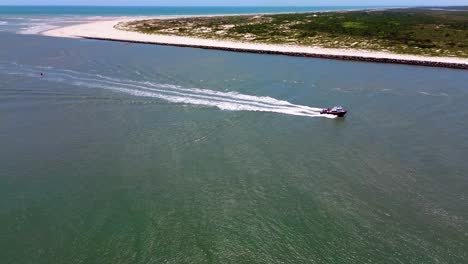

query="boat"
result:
[320,106,347,117]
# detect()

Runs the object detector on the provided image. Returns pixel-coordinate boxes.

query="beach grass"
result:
[118,8,468,58]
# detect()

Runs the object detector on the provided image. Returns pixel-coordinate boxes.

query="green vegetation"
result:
[118,8,468,57]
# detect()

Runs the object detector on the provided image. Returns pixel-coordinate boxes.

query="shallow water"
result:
[0,32,467,263]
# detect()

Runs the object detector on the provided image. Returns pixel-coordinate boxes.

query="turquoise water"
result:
[0,6,467,264]
[0,6,392,16]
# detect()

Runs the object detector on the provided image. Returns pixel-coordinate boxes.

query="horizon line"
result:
[0,4,439,7]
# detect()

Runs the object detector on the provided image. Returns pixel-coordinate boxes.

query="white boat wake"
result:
[0,62,335,118]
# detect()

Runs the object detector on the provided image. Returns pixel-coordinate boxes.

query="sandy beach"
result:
[42,17,468,69]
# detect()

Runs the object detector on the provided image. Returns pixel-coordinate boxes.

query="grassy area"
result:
[118,8,468,57]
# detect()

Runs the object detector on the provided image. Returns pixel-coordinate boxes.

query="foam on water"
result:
[0,62,335,118]
[1,16,125,35]
[19,23,58,34]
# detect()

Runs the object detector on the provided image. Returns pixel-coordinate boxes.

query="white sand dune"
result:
[42,17,468,69]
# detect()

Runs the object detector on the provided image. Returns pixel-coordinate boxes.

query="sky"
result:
[0,0,466,6]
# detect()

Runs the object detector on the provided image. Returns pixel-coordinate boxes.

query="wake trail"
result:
[0,62,335,118]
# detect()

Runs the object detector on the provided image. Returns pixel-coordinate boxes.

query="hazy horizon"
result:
[1,0,467,7]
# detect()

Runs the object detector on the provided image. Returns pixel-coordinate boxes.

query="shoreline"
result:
[42,17,468,70]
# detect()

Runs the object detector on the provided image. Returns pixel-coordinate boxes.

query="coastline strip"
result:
[42,19,468,70]
[81,36,468,70]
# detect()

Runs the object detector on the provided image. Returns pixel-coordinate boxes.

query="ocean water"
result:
[1,6,467,264]
[0,5,389,16]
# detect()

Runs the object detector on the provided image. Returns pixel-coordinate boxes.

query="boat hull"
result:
[334,112,347,117]
[320,110,347,117]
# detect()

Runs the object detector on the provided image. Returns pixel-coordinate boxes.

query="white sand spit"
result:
[42,17,468,68]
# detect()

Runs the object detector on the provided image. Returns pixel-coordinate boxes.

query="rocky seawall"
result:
[81,37,468,70]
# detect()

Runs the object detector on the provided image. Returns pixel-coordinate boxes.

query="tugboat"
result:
[320,106,347,117]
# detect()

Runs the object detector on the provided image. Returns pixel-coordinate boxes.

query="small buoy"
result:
[40,72,44,76]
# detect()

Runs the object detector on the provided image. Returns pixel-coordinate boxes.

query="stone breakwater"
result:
[82,37,468,70]
[41,19,468,70]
